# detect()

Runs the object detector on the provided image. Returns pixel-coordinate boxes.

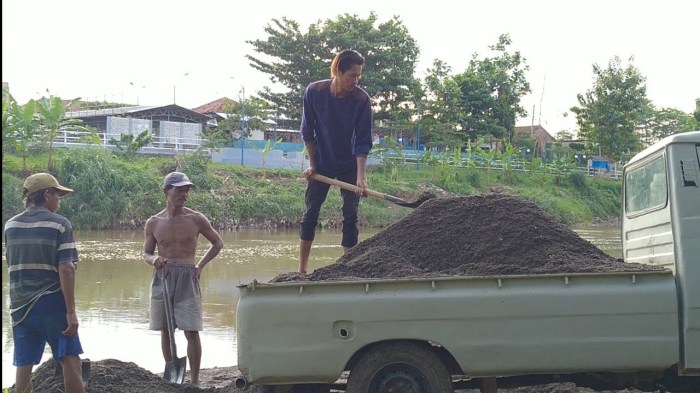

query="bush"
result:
[2,173,24,226]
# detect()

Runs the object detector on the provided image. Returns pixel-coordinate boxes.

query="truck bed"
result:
[236,270,678,384]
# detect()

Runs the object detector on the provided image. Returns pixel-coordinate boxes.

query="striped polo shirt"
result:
[4,206,79,325]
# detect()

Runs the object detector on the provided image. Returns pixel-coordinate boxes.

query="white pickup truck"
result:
[234,131,700,393]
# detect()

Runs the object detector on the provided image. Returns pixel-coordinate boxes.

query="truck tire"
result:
[345,342,453,393]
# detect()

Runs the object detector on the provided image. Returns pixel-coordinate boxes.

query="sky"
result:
[3,0,699,136]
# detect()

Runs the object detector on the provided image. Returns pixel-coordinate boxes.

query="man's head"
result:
[22,173,73,211]
[162,172,194,191]
[330,49,364,93]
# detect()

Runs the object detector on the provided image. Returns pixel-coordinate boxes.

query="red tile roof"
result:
[192,97,236,114]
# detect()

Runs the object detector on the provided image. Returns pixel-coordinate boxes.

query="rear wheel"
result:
[345,342,453,393]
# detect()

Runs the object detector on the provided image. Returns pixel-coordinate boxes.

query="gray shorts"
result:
[149,262,202,331]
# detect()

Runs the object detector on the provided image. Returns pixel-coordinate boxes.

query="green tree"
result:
[246,12,420,121]
[556,130,575,141]
[36,95,91,171]
[451,34,531,143]
[420,60,463,148]
[641,106,698,145]
[570,56,651,160]
[2,98,41,175]
[219,95,272,142]
[110,129,154,157]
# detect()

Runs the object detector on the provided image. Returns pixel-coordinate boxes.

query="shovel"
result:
[312,174,433,208]
[54,358,91,389]
[161,269,187,384]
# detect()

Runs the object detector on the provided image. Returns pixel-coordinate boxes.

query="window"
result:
[625,155,667,215]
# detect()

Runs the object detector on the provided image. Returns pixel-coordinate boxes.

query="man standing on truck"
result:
[4,173,86,393]
[143,171,224,386]
[298,49,374,274]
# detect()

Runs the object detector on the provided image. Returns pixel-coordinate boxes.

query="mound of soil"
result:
[273,195,661,283]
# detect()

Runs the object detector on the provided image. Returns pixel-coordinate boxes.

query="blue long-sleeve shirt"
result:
[300,79,373,177]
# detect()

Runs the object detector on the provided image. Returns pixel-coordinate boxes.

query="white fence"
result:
[51,130,208,155]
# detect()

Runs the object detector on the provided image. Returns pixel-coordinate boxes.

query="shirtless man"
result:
[143,171,224,386]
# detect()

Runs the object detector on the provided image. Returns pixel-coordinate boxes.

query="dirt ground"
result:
[12,195,676,393]
[12,358,668,393]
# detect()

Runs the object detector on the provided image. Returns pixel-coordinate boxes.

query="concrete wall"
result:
[212,148,310,170]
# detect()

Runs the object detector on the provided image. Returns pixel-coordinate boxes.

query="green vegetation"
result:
[2,148,623,231]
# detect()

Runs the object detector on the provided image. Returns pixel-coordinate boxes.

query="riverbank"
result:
[2,148,622,230]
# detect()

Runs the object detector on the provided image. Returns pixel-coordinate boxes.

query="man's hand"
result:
[62,311,79,336]
[302,166,316,180]
[356,176,368,197]
[154,256,168,269]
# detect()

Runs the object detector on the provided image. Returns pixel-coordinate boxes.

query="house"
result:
[514,125,556,156]
[192,97,236,127]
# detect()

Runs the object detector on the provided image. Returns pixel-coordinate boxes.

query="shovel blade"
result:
[163,356,187,384]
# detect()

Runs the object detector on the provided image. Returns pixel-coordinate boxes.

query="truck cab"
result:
[622,131,700,374]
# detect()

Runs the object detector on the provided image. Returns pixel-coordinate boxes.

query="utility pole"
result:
[411,96,423,169]
[240,86,246,166]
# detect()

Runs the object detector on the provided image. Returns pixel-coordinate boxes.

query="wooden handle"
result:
[312,174,385,200]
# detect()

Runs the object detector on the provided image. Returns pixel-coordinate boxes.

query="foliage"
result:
[450,34,531,143]
[570,56,650,160]
[219,95,272,140]
[2,172,24,225]
[109,129,153,157]
[2,97,40,175]
[246,12,420,121]
[640,106,699,145]
[2,147,626,230]
[258,138,283,168]
[57,148,159,229]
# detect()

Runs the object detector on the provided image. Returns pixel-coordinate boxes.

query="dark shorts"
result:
[12,290,83,367]
[299,170,360,248]
[149,262,202,331]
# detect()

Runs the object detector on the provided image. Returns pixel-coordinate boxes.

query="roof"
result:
[514,125,556,142]
[65,104,213,124]
[65,105,161,118]
[192,97,236,114]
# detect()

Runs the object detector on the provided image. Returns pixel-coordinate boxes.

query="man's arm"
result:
[303,141,317,179]
[143,218,167,269]
[58,262,79,336]
[194,213,224,277]
[356,155,368,195]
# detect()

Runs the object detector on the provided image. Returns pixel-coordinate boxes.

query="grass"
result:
[1,148,622,230]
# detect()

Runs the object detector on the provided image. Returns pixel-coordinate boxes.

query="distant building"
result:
[514,125,556,156]
[65,104,214,149]
[192,97,236,127]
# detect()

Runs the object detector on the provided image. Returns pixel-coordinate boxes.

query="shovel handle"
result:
[161,271,178,358]
[311,174,405,203]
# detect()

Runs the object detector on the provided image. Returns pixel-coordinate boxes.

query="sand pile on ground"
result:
[273,194,661,283]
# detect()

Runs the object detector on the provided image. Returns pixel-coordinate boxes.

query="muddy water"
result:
[1,225,621,388]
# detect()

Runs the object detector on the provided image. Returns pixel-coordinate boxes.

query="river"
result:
[1,225,621,388]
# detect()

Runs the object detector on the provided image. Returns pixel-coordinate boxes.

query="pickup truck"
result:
[235,131,700,393]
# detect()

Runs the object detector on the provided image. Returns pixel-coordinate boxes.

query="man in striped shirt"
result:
[4,173,85,393]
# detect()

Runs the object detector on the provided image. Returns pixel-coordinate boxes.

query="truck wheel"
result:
[345,342,453,393]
